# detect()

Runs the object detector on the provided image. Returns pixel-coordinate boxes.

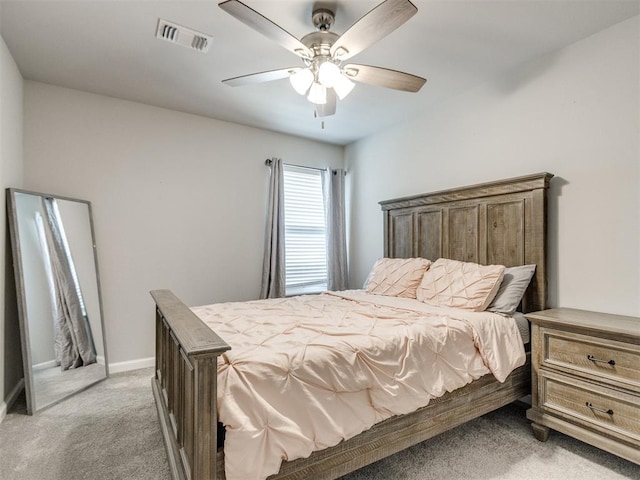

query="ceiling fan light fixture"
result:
[219,0,425,117]
[318,61,341,88]
[289,68,314,95]
[333,74,355,100]
[307,83,327,105]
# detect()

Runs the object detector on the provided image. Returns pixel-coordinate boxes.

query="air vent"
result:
[156,19,212,53]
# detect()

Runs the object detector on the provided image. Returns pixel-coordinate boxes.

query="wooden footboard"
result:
[151,289,531,480]
[151,289,230,480]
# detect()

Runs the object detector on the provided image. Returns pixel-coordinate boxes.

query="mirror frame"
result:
[6,188,109,414]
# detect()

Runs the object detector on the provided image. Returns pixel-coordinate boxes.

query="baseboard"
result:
[34,356,106,371]
[108,356,155,374]
[32,359,57,371]
[0,378,25,424]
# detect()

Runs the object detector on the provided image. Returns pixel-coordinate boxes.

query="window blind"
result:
[283,164,327,295]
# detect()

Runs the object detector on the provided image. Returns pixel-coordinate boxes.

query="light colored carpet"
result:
[342,402,640,480]
[0,367,638,480]
[0,367,169,480]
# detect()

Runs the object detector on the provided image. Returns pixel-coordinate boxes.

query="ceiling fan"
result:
[219,0,427,117]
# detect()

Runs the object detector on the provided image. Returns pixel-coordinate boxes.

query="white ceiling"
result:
[2,1,638,145]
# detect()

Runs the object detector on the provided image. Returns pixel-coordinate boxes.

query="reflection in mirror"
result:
[7,189,108,414]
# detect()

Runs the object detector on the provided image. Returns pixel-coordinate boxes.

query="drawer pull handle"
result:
[586,355,615,366]
[586,402,614,415]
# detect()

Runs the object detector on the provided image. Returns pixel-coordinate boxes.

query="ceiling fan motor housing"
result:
[301,31,339,59]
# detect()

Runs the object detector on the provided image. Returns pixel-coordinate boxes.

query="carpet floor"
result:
[1,367,638,480]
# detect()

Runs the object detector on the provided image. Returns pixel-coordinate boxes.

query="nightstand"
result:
[525,308,640,465]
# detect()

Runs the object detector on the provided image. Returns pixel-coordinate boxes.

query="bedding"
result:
[512,312,530,344]
[192,290,526,480]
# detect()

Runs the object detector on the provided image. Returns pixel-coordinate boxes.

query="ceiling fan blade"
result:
[342,64,426,92]
[316,89,337,117]
[330,0,417,61]
[219,0,312,59]
[222,68,300,87]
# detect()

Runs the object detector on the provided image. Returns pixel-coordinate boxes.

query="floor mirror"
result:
[6,188,108,414]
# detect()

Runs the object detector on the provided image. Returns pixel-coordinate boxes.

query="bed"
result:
[151,172,553,480]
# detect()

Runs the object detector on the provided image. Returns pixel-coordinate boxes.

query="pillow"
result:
[487,264,536,315]
[416,258,505,311]
[365,257,431,298]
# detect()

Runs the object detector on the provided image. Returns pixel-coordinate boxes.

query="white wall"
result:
[346,16,640,317]
[24,82,344,366]
[0,32,25,415]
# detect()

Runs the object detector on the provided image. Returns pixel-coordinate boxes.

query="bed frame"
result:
[151,172,553,480]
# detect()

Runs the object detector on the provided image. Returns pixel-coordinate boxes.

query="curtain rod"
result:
[264,159,345,174]
[264,159,324,172]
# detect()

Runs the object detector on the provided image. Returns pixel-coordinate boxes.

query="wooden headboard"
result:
[380,173,553,313]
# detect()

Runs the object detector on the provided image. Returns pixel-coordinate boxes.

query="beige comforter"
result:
[192,290,526,480]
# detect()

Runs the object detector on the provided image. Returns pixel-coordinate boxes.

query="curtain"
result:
[260,158,286,299]
[41,198,96,370]
[324,168,348,291]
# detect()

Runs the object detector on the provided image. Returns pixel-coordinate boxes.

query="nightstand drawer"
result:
[540,371,640,443]
[542,328,640,389]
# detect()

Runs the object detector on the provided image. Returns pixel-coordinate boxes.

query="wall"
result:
[0,30,25,417]
[24,82,344,368]
[346,16,639,317]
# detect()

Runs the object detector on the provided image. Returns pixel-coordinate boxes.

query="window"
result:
[283,164,327,295]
